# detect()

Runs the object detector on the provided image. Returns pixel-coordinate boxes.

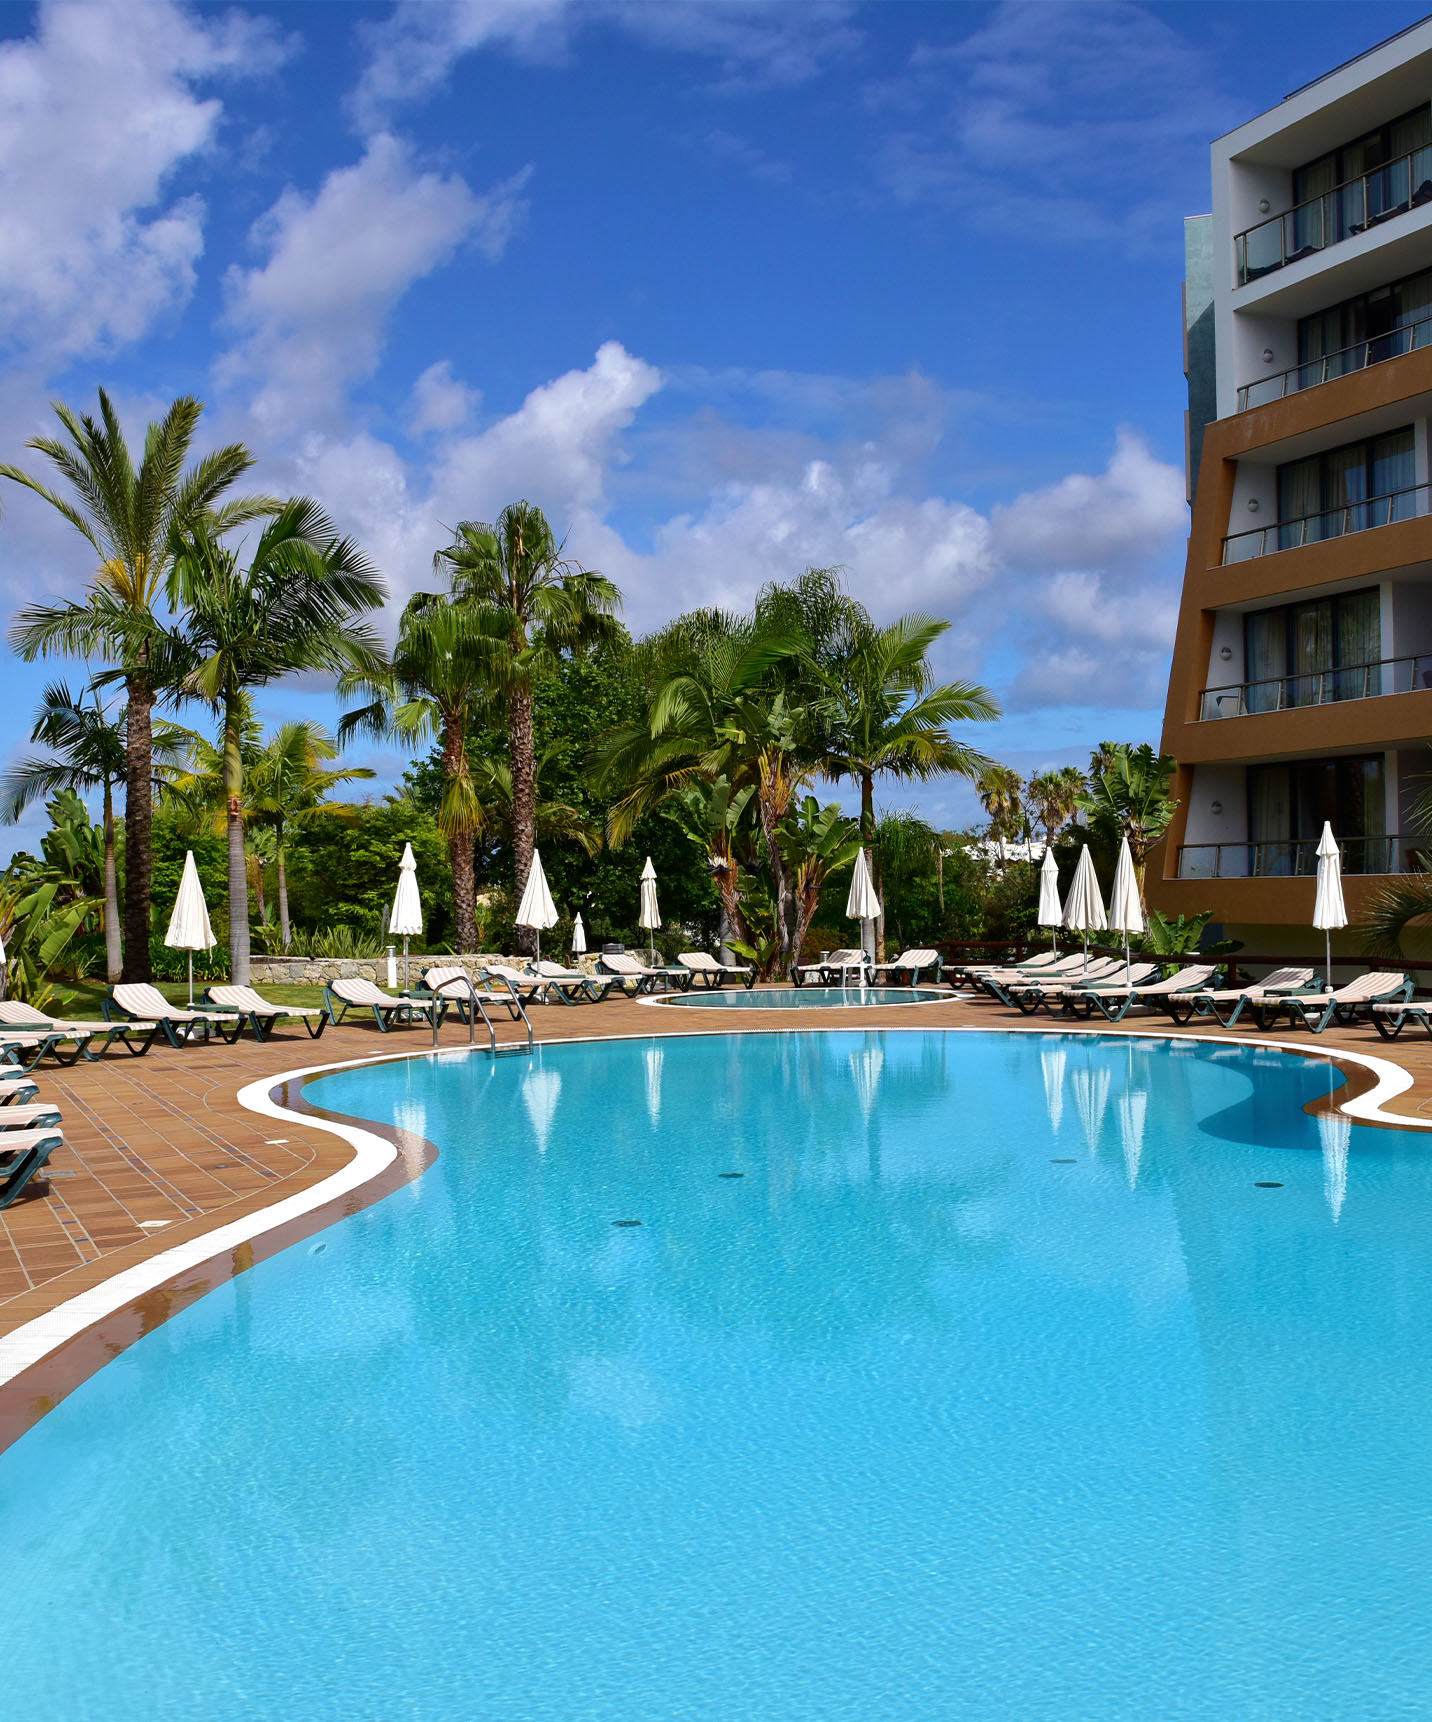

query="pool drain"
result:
[612,1219,642,1227]
[1050,1158,1076,1164]
[718,1172,745,1178]
[1254,1181,1284,1189]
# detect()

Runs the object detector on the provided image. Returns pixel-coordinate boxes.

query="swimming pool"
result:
[654,984,953,1008]
[1,1028,1429,1720]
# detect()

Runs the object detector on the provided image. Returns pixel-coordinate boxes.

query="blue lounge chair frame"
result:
[0,1127,62,1210]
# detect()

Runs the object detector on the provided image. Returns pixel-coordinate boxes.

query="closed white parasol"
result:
[638,856,661,963]
[389,842,423,990]
[1062,846,1106,959]
[1313,822,1346,988]
[1107,836,1144,971]
[846,847,880,967]
[517,848,558,968]
[1037,846,1062,949]
[165,850,216,1005]
[571,912,587,957]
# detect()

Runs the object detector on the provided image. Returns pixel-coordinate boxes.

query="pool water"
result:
[2,1030,1430,1721]
[658,984,951,1007]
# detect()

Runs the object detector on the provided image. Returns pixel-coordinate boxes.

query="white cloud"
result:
[0,0,288,360]
[991,430,1187,570]
[219,135,529,430]
[875,0,1236,256]
[408,361,481,436]
[354,0,857,123]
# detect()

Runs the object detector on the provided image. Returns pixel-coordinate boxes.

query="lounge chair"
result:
[203,985,327,1041]
[481,964,550,1007]
[0,999,159,1060]
[954,948,1065,983]
[0,1024,105,1071]
[678,952,756,990]
[105,984,242,1049]
[0,1100,63,1131]
[597,952,687,994]
[419,965,518,1023]
[868,948,943,986]
[324,977,439,1032]
[793,949,867,987]
[1008,961,1159,1018]
[1251,970,1413,1034]
[0,1068,39,1105]
[0,1126,63,1210]
[968,952,1089,996]
[1369,997,1432,1040]
[532,960,621,1003]
[1074,964,1217,1023]
[1173,966,1318,1027]
[984,955,1124,1010]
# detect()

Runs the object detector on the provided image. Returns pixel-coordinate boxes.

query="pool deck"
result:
[4,988,1432,1424]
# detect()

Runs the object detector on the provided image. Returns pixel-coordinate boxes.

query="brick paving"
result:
[4,987,1432,1349]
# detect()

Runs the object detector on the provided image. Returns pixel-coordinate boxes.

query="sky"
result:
[0,0,1426,859]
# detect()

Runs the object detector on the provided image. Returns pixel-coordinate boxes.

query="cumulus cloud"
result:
[407,361,481,436]
[354,0,858,123]
[219,136,529,430]
[0,0,288,360]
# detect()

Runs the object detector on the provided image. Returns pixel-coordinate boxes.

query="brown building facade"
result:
[1150,23,1432,958]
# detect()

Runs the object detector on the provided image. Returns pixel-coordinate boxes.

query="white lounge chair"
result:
[324,977,438,1032]
[532,960,621,1003]
[0,1126,63,1209]
[793,948,867,987]
[597,952,687,993]
[1177,966,1318,1027]
[203,985,327,1041]
[868,948,943,986]
[1073,964,1217,1022]
[0,999,156,1061]
[1252,970,1413,1034]
[677,952,755,990]
[106,984,241,1048]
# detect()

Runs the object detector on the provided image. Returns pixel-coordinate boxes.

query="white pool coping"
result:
[0,1022,1426,1396]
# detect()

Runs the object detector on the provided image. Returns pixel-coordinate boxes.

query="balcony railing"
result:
[1198,652,1432,719]
[1178,833,1423,879]
[1221,481,1430,563]
[1235,144,1432,285]
[1237,312,1432,410]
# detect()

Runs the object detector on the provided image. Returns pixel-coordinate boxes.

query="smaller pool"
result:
[652,985,954,1009]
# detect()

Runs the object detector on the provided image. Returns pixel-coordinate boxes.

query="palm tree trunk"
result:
[444,715,478,951]
[122,673,154,983]
[224,696,249,985]
[508,680,537,958]
[102,781,122,983]
[277,827,291,951]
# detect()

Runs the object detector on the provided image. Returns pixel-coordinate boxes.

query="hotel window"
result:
[1276,427,1415,548]
[1298,267,1432,383]
[1248,756,1386,875]
[1292,104,1432,252]
[1242,588,1381,712]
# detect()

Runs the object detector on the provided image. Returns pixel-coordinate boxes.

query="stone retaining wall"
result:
[248,953,603,986]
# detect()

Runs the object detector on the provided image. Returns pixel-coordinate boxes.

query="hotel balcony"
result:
[1222,481,1429,563]
[1177,832,1422,880]
[1235,142,1432,285]
[1198,652,1432,719]
[1237,314,1432,411]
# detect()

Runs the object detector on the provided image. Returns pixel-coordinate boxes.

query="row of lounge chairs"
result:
[957,948,1423,1036]
[793,948,943,987]
[0,1062,64,1211]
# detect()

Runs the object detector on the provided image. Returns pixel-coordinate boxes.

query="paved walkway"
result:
[4,987,1432,1371]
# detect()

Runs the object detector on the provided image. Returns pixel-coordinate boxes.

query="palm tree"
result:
[977,764,1026,853]
[3,390,275,981]
[247,723,374,949]
[1027,765,1086,844]
[0,682,188,981]
[339,590,501,953]
[176,718,374,951]
[433,501,621,954]
[168,497,385,982]
[1077,742,1178,892]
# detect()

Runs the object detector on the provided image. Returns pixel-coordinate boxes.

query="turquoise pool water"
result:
[1,1029,1430,1720]
[658,985,950,1007]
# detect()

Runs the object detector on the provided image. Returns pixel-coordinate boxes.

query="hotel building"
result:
[1153,21,1432,954]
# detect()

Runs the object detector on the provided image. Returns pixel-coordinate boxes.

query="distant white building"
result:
[965,838,1048,867]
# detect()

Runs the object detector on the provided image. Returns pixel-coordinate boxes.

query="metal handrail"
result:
[1198,651,1432,719]
[1221,481,1430,563]
[1235,142,1432,284]
[1177,833,1420,880]
[427,971,534,1054]
[1237,312,1432,410]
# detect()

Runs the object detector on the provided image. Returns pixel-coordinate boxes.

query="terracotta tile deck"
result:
[5,988,1432,1351]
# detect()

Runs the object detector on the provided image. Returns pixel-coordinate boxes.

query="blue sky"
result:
[0,0,1425,857]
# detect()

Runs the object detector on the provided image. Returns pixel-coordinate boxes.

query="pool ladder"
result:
[430,973,534,1056]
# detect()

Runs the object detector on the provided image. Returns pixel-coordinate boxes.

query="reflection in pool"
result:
[0,1030,1428,1720]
